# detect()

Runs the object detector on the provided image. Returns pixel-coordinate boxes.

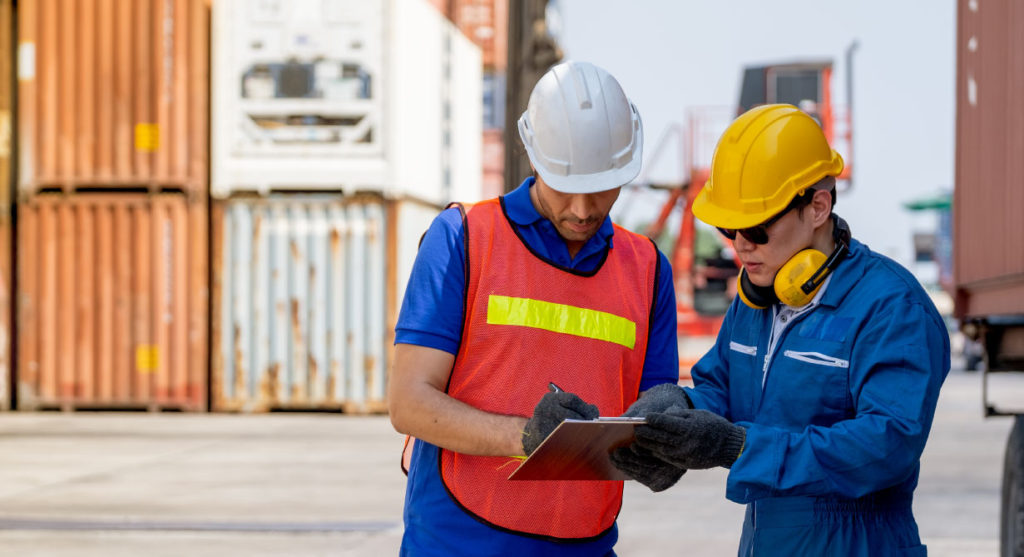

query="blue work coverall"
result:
[685,238,949,556]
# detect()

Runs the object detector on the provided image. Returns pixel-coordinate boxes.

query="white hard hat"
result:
[517,61,643,194]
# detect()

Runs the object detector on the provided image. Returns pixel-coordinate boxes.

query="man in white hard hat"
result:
[388,61,681,556]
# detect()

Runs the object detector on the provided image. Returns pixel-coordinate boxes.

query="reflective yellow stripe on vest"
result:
[486,295,636,349]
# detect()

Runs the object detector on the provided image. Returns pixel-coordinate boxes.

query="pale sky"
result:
[556,0,956,268]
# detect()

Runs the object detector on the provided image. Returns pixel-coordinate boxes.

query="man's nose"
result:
[568,194,595,220]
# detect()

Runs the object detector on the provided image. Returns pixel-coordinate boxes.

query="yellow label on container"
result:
[135,123,159,152]
[135,345,160,373]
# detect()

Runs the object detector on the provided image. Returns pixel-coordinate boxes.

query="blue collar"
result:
[502,177,616,246]
[819,238,867,308]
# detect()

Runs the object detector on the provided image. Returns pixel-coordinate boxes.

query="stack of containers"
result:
[16,0,209,411]
[442,0,508,198]
[210,0,482,413]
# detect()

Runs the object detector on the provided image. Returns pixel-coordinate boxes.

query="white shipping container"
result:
[211,194,443,413]
[213,195,386,412]
[393,198,445,311]
[211,0,483,205]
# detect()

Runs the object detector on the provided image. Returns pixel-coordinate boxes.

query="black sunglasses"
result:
[716,192,813,245]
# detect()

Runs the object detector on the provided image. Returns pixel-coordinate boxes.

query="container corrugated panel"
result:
[954,0,1024,318]
[212,196,392,413]
[17,193,208,410]
[17,0,209,195]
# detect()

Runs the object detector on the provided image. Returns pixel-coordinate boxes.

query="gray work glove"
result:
[622,383,692,418]
[522,391,599,455]
[634,407,746,470]
[609,444,686,492]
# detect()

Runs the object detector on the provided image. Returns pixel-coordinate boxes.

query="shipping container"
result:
[16,193,208,411]
[17,0,209,196]
[451,0,508,72]
[210,0,483,205]
[212,194,442,412]
[954,2,1024,551]
[391,197,445,311]
[954,0,1024,319]
[482,128,504,199]
[448,19,485,204]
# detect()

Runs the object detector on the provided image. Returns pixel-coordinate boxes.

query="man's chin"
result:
[558,226,595,243]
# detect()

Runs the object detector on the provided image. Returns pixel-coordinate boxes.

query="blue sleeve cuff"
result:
[725,423,781,503]
[395,329,460,356]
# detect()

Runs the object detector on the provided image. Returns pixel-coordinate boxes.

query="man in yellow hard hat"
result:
[611,104,950,556]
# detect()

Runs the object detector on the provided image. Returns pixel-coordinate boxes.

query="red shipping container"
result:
[17,193,207,410]
[17,0,209,195]
[954,0,1024,318]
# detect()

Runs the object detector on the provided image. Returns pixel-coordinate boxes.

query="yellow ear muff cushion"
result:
[774,248,828,307]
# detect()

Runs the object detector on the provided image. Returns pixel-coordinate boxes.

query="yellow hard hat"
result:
[692,104,844,229]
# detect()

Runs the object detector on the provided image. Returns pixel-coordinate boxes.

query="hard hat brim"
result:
[692,153,843,229]
[532,150,643,194]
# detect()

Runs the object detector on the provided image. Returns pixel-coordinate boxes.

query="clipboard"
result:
[507,417,646,481]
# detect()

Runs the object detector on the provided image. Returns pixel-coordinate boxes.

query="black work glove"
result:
[609,444,686,492]
[622,383,692,418]
[634,407,746,470]
[522,391,599,455]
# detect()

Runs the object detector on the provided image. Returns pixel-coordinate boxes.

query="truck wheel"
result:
[1002,416,1024,557]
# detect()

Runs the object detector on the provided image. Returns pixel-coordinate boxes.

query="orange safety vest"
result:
[438,197,658,540]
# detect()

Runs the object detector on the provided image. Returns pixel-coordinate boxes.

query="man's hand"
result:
[522,392,599,455]
[634,407,746,470]
[622,383,691,418]
[609,444,686,492]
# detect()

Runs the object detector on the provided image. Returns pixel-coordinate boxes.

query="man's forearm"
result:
[388,343,528,457]
[391,382,527,456]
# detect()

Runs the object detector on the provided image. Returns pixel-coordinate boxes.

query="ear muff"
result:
[736,214,851,309]
[773,248,830,306]
[737,268,777,309]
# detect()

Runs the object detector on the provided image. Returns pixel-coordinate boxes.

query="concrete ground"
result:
[0,366,1012,556]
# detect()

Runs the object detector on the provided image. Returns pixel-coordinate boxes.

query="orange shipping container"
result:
[17,0,209,195]
[452,0,508,71]
[431,0,508,71]
[954,0,1024,318]
[17,193,207,411]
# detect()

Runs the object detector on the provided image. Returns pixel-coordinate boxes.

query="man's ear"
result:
[810,189,833,227]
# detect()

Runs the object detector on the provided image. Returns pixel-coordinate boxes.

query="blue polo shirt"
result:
[395,177,678,556]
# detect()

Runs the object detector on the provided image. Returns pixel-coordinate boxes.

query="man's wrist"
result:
[513,416,529,456]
